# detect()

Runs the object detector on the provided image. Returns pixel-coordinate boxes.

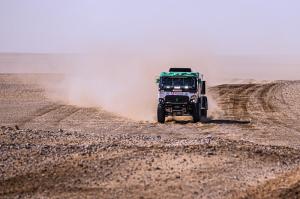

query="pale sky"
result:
[1,0,300,55]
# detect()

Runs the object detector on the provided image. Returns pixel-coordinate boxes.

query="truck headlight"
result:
[159,98,165,104]
[190,95,197,103]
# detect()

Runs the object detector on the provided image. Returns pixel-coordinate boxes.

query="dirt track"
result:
[0,74,300,199]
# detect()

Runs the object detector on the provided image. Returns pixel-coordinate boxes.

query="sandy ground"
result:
[0,74,300,199]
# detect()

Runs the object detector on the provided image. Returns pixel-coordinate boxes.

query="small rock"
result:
[282,161,288,166]
[206,151,215,156]
[58,129,63,133]
[40,146,50,155]
[78,163,84,167]
[15,125,20,130]
[206,134,213,139]
[7,127,14,131]
[205,134,213,144]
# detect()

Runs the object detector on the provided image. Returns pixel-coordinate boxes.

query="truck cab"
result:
[156,68,208,123]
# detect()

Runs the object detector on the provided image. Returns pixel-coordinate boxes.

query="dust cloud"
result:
[38,49,220,121]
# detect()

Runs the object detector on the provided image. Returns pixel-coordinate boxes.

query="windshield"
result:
[160,77,196,89]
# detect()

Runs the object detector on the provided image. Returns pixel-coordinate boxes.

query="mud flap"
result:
[200,96,208,110]
[199,96,208,122]
[201,81,206,95]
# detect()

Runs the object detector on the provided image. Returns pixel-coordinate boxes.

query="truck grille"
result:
[165,95,189,104]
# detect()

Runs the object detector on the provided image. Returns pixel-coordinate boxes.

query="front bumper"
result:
[162,101,196,116]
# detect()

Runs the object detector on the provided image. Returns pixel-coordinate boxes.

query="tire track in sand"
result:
[210,81,300,199]
[18,104,81,129]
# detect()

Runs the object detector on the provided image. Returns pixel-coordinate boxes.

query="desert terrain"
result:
[1,74,300,199]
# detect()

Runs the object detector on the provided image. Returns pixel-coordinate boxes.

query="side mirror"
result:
[201,81,206,95]
[156,76,160,84]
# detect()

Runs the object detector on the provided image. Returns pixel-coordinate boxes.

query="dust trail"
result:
[37,51,219,121]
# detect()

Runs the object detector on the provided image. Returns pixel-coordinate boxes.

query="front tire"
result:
[192,103,200,123]
[157,104,165,123]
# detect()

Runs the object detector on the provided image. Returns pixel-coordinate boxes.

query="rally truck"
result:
[156,68,208,123]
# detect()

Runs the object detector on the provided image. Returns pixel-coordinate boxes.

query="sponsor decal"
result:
[167,92,189,96]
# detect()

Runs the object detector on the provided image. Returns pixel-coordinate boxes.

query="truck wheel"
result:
[192,103,200,123]
[157,104,165,123]
[200,109,208,122]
